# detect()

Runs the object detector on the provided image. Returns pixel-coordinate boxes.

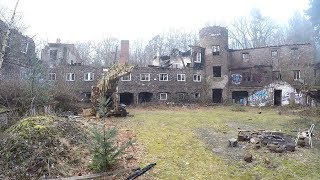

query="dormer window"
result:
[212,45,220,55]
[195,52,202,63]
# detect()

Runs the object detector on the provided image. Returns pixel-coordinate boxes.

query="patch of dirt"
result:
[195,128,247,163]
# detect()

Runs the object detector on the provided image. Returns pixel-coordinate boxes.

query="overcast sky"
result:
[0,0,310,43]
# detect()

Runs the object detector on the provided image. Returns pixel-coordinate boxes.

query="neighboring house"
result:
[41,41,101,101]
[0,19,36,81]
[118,26,320,106]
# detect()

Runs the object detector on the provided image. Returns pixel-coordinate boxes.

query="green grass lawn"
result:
[126,106,320,180]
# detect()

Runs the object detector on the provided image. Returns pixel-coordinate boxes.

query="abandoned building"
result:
[118,26,320,106]
[0,19,36,81]
[39,26,319,107]
[41,40,101,101]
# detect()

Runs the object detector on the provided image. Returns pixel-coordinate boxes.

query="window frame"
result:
[271,50,278,57]
[84,72,94,81]
[159,93,168,100]
[212,45,220,55]
[48,73,56,81]
[159,73,169,81]
[66,73,75,81]
[242,52,249,60]
[293,70,301,80]
[193,74,201,82]
[140,73,150,81]
[121,73,132,81]
[177,74,186,81]
[195,52,202,63]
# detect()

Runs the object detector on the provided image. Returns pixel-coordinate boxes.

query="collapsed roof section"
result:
[151,48,198,69]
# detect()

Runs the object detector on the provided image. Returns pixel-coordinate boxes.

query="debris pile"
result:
[0,116,90,179]
[233,130,296,153]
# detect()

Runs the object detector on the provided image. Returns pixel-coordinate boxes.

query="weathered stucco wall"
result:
[248,81,305,106]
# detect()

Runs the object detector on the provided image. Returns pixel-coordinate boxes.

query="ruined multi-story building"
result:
[41,40,101,101]
[0,19,36,81]
[118,26,319,106]
[41,26,319,106]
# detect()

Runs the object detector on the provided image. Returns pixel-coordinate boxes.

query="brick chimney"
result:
[119,40,129,64]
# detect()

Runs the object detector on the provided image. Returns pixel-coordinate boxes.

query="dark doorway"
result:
[138,92,153,103]
[212,89,223,103]
[274,90,282,106]
[120,92,134,105]
[232,91,248,104]
[213,66,222,77]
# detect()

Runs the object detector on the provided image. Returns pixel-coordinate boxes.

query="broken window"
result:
[121,73,131,81]
[66,73,75,81]
[193,74,201,82]
[21,41,29,54]
[159,73,168,81]
[291,47,298,57]
[84,72,94,81]
[159,93,167,100]
[212,45,220,55]
[213,66,221,77]
[84,93,91,99]
[293,70,300,80]
[242,72,251,82]
[140,73,150,81]
[194,92,200,99]
[50,50,58,60]
[177,92,186,101]
[272,71,282,80]
[195,52,202,63]
[177,74,186,81]
[242,53,249,61]
[271,50,278,57]
[49,73,56,81]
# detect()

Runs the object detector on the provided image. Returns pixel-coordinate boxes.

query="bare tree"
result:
[286,11,314,44]
[229,8,279,49]
[75,41,95,65]
[0,0,20,68]
[92,37,119,67]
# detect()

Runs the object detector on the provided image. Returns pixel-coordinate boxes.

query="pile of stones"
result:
[229,130,296,153]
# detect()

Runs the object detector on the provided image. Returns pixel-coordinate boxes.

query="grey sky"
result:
[0,0,310,43]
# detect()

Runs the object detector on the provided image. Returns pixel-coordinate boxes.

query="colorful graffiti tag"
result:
[231,74,242,85]
[248,89,270,106]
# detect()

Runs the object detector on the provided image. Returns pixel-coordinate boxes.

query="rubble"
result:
[228,138,238,147]
[236,129,296,153]
[244,153,253,163]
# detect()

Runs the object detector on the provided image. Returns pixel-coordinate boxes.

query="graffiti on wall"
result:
[248,89,270,106]
[231,74,242,85]
[282,92,290,102]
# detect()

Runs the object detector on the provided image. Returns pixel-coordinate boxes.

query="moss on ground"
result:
[0,116,91,179]
[127,106,320,179]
